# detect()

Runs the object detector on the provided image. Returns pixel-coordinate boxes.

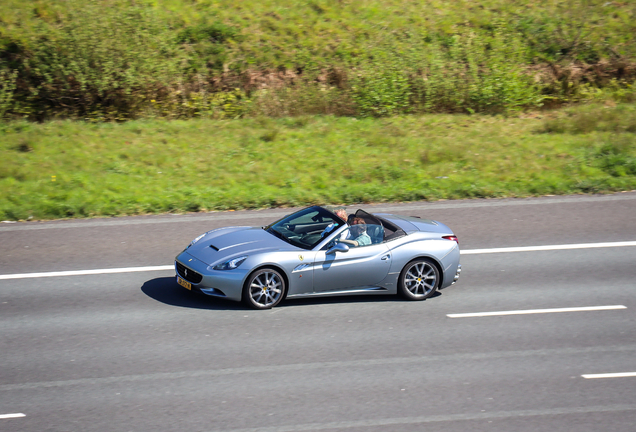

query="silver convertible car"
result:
[175,206,461,309]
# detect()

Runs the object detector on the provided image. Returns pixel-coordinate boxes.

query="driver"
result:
[339,217,371,247]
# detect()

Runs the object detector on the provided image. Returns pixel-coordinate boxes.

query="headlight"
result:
[187,233,206,249]
[213,256,248,270]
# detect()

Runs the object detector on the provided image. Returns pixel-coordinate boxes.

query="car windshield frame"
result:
[263,206,345,250]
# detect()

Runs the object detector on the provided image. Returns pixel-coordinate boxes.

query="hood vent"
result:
[209,244,219,251]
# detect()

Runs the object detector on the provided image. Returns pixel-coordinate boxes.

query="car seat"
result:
[366,224,384,244]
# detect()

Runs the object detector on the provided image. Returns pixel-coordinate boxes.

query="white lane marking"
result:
[582,372,636,379]
[0,265,173,280]
[461,241,636,254]
[1,240,635,281]
[0,413,26,419]
[447,305,627,318]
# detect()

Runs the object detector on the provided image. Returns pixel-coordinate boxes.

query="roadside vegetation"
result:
[2,103,635,220]
[1,1,635,220]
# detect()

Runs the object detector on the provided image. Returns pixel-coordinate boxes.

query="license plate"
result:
[177,276,191,290]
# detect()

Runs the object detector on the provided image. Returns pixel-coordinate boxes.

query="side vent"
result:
[209,244,219,251]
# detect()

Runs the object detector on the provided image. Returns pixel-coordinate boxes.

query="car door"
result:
[312,240,392,292]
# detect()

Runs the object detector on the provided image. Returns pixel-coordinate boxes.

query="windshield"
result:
[264,206,344,250]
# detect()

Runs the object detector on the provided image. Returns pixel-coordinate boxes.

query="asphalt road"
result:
[1,193,635,432]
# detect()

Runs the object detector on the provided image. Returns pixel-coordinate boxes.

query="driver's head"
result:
[351,217,366,235]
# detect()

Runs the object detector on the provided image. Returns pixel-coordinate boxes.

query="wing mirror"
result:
[327,243,349,254]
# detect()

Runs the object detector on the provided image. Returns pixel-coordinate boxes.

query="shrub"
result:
[412,28,545,114]
[7,0,182,120]
[153,87,250,119]
[351,53,412,118]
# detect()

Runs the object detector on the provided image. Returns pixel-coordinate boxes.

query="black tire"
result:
[398,258,440,301]
[242,268,286,310]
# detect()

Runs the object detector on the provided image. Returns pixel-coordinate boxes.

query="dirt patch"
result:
[530,59,636,85]
[206,60,636,94]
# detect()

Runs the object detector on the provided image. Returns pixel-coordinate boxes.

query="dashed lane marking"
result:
[460,241,636,254]
[0,265,173,280]
[582,372,636,379]
[447,305,627,318]
[0,413,26,419]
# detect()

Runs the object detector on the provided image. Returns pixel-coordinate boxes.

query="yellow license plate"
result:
[177,276,191,290]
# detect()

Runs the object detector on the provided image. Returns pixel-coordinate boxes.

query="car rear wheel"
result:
[398,258,440,300]
[242,268,286,310]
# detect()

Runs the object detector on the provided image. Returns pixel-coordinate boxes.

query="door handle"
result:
[381,255,390,261]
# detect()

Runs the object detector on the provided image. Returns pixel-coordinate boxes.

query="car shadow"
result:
[280,290,442,308]
[140,277,244,310]
[141,277,442,310]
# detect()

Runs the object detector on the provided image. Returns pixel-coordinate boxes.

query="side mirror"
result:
[327,243,349,254]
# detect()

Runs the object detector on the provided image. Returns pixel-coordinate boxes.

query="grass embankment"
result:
[1,0,635,120]
[2,104,635,221]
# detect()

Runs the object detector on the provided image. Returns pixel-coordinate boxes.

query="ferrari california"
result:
[175,206,461,309]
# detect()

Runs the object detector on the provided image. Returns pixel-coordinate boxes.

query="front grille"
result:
[176,262,203,284]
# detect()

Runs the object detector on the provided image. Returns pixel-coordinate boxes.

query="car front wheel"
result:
[398,259,440,300]
[242,268,286,310]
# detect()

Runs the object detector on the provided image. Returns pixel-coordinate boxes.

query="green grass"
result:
[2,104,635,221]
